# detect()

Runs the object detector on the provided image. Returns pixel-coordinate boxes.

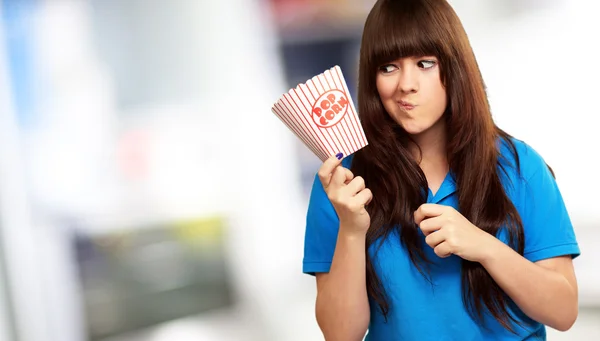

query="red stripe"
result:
[272,104,325,161]
[313,76,347,155]
[334,66,367,147]
[327,68,360,152]
[323,72,352,156]
[292,84,338,156]
[324,69,358,153]
[303,81,344,157]
[273,103,323,159]
[286,89,333,158]
[334,66,366,148]
[319,72,352,155]
[282,92,333,158]
[276,99,327,161]
[297,79,349,155]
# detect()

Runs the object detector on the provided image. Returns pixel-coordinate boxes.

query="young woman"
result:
[302,0,580,340]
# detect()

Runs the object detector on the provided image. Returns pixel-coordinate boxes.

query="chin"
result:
[398,121,430,136]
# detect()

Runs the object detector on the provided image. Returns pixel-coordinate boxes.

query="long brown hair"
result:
[351,0,525,332]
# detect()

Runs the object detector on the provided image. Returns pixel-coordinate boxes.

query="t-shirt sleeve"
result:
[520,148,580,263]
[302,172,342,276]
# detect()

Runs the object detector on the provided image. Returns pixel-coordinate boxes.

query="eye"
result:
[379,64,398,74]
[418,60,437,69]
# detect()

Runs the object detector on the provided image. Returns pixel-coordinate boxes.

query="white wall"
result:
[195,0,314,339]
[0,2,52,340]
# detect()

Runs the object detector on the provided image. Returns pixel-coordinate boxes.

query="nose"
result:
[397,67,418,94]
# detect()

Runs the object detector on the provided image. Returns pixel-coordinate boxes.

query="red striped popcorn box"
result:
[271,65,368,161]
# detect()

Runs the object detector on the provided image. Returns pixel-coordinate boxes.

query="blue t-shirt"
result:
[303,138,580,340]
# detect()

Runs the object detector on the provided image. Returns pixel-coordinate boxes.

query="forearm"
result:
[316,230,370,341]
[480,239,578,331]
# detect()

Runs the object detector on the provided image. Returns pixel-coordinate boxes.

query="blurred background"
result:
[0,0,598,340]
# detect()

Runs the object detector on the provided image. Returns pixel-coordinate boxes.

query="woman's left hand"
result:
[414,203,498,263]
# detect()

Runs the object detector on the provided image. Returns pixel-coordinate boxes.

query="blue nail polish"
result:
[336,152,344,160]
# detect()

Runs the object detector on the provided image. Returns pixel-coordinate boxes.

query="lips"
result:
[398,100,416,110]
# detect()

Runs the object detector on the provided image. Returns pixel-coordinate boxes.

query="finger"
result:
[424,229,445,248]
[345,176,366,196]
[354,188,372,207]
[418,216,445,236]
[317,153,345,188]
[433,241,452,258]
[330,166,354,190]
[414,203,447,225]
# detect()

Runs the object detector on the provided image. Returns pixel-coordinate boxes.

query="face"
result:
[376,56,447,137]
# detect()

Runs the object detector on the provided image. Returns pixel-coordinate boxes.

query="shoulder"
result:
[498,136,551,182]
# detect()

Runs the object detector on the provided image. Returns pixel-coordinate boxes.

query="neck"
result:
[409,118,448,167]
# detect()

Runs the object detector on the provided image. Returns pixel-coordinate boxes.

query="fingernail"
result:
[335,152,344,160]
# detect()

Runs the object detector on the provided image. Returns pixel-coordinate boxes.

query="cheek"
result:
[434,86,447,110]
[424,76,447,112]
[376,77,397,101]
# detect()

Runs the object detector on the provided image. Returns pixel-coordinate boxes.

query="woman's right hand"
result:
[318,154,372,236]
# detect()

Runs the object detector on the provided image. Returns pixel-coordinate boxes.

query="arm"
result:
[316,231,370,341]
[481,241,578,331]
[311,155,373,341]
[416,202,579,332]
[481,146,580,331]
